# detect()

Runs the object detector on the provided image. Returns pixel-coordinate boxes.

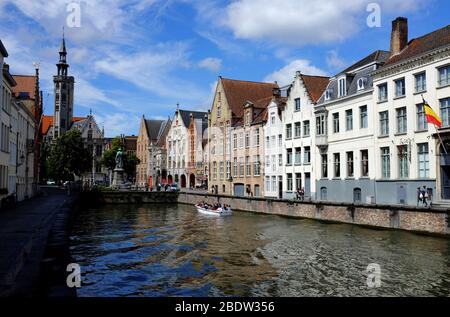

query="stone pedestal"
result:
[112,168,125,187]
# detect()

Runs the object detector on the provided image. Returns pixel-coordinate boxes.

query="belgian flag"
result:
[423,100,442,128]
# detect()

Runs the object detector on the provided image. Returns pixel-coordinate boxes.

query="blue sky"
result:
[0,0,449,137]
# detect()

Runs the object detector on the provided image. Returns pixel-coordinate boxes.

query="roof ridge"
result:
[221,77,277,85]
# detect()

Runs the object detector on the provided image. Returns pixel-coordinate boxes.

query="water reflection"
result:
[70,204,450,297]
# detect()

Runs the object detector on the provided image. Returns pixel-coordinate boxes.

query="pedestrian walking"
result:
[422,186,429,207]
[417,187,422,207]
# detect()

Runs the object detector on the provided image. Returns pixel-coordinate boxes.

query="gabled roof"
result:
[178,110,208,128]
[12,75,37,100]
[145,120,165,141]
[41,115,85,135]
[341,50,390,74]
[0,40,8,57]
[301,74,330,104]
[384,24,450,66]
[220,77,278,118]
[156,119,172,147]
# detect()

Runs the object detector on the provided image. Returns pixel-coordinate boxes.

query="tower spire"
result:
[57,27,68,76]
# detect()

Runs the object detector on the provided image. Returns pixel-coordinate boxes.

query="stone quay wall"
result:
[177,192,450,236]
[87,190,179,205]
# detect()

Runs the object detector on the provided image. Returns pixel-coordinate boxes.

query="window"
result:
[346,152,354,178]
[396,107,407,134]
[287,149,293,165]
[266,155,270,168]
[270,114,275,125]
[254,128,260,147]
[278,135,282,147]
[254,155,260,176]
[338,78,346,97]
[239,132,244,148]
[418,143,429,178]
[415,72,426,93]
[325,89,332,101]
[398,145,409,178]
[361,150,369,177]
[286,124,292,139]
[440,98,450,127]
[293,122,301,138]
[322,154,328,178]
[357,77,367,91]
[246,156,251,176]
[217,104,221,118]
[213,162,217,181]
[381,147,390,179]
[304,147,311,164]
[287,174,293,192]
[438,65,450,87]
[360,105,368,129]
[334,153,341,178]
[380,111,389,136]
[226,161,231,179]
[233,134,237,150]
[271,136,276,148]
[316,115,326,136]
[378,83,388,102]
[395,78,406,97]
[295,173,302,191]
[353,188,362,203]
[278,154,283,167]
[220,162,224,180]
[417,104,428,131]
[295,148,301,165]
[245,132,250,148]
[265,177,270,192]
[333,113,340,133]
[303,121,310,137]
[239,157,244,177]
[295,98,301,112]
[271,177,276,193]
[320,187,328,201]
[266,136,270,149]
[271,155,276,172]
[346,110,353,131]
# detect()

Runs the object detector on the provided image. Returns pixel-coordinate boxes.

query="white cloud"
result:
[264,59,328,86]
[94,112,142,137]
[223,0,428,45]
[326,50,348,72]
[198,57,222,72]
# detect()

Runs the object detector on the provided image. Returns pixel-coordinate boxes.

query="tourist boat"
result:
[196,204,233,216]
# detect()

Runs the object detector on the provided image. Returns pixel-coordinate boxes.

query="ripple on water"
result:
[70,204,450,297]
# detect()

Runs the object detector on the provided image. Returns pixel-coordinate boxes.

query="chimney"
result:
[390,17,408,56]
[273,87,281,98]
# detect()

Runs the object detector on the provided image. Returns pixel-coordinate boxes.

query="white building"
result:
[282,72,329,199]
[371,17,450,205]
[166,107,207,188]
[315,51,390,204]
[263,91,287,199]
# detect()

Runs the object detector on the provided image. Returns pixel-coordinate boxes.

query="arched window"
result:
[320,187,327,201]
[353,188,362,203]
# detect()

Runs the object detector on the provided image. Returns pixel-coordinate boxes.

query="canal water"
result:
[70,204,450,297]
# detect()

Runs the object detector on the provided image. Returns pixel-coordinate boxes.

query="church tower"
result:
[53,31,75,139]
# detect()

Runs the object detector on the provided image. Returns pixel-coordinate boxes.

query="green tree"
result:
[47,130,92,182]
[101,137,140,181]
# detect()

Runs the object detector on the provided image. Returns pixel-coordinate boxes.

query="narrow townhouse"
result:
[208,77,277,196]
[148,119,171,188]
[315,51,390,203]
[372,18,450,205]
[283,72,329,200]
[166,108,207,189]
[187,112,208,189]
[263,89,288,199]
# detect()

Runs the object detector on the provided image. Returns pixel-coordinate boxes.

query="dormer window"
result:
[357,77,368,91]
[338,77,346,97]
[324,88,333,101]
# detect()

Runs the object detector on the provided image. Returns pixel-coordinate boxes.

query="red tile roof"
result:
[385,24,450,66]
[12,75,36,100]
[221,77,278,118]
[41,115,86,135]
[301,74,330,104]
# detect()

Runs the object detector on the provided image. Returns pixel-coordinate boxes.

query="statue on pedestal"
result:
[112,147,125,187]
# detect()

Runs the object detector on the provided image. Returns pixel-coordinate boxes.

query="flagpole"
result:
[423,94,448,155]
